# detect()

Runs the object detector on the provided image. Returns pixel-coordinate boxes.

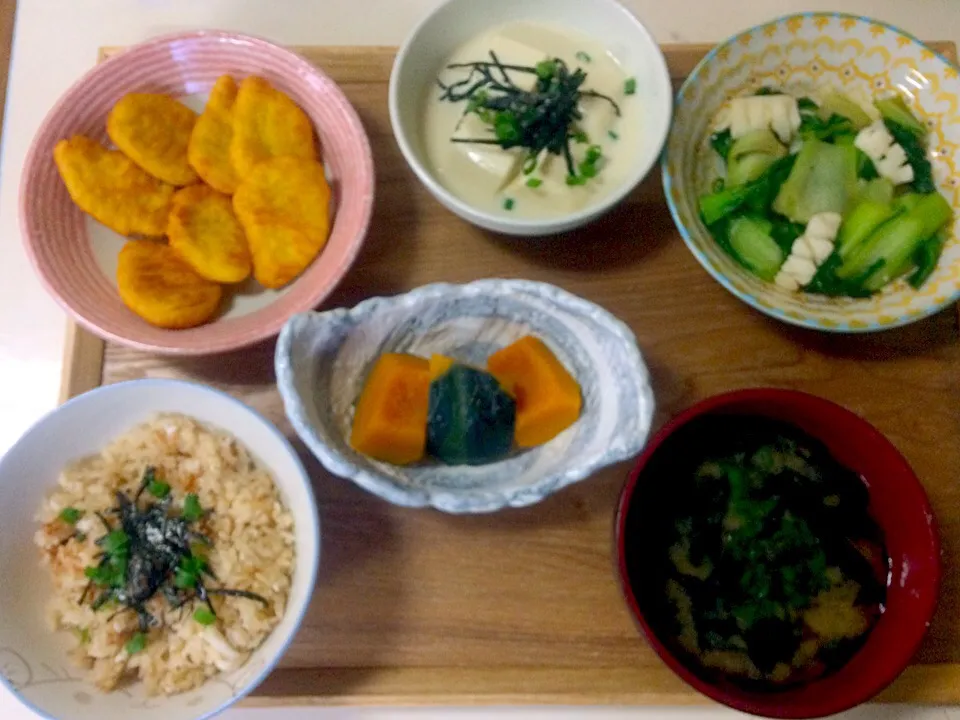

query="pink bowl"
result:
[20,30,374,355]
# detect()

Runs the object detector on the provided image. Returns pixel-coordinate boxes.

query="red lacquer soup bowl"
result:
[615,388,941,718]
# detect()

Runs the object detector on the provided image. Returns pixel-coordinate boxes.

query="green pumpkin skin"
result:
[427,364,516,466]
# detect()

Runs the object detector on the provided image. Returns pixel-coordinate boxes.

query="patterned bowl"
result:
[0,379,320,720]
[20,31,374,355]
[275,279,655,513]
[663,13,960,332]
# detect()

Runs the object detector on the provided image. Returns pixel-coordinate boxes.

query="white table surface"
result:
[1,0,958,718]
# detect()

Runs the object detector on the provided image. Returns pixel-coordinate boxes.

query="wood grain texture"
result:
[60,43,960,706]
[0,0,16,139]
[59,320,104,404]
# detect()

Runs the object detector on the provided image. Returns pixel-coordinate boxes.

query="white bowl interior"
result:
[389,0,672,235]
[0,380,319,720]
[277,280,655,513]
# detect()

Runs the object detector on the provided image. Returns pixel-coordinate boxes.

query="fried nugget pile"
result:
[53,75,332,329]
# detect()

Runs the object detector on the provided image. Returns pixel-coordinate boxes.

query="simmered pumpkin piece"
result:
[349,354,431,465]
[428,354,457,380]
[427,364,515,466]
[487,336,582,447]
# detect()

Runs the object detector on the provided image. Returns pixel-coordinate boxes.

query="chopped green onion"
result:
[503,198,516,211]
[125,632,147,655]
[624,77,637,95]
[100,528,129,555]
[493,112,521,143]
[608,130,619,140]
[575,51,592,63]
[566,175,587,186]
[175,553,208,589]
[182,494,203,522]
[147,479,171,499]
[466,90,488,112]
[526,177,543,188]
[59,507,83,525]
[193,608,217,626]
[586,144,602,163]
[535,60,557,79]
[84,565,103,582]
[579,162,598,179]
[174,569,197,589]
[572,131,589,144]
[85,556,127,588]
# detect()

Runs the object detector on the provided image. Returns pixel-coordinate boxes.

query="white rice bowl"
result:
[0,379,319,720]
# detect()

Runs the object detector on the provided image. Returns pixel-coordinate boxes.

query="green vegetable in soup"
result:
[660,418,887,684]
[908,233,947,289]
[727,129,787,187]
[856,152,879,180]
[838,192,952,286]
[727,216,785,281]
[773,139,859,223]
[698,155,796,226]
[859,193,953,291]
[710,129,734,162]
[804,253,876,298]
[835,201,898,260]
[876,95,925,137]
[856,177,894,206]
[769,216,805,255]
[799,113,858,144]
[819,89,872,129]
[700,86,949,299]
[730,129,785,159]
[884,119,935,194]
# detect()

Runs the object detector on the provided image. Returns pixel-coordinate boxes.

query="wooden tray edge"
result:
[53,40,960,707]
[59,320,104,403]
[232,664,960,707]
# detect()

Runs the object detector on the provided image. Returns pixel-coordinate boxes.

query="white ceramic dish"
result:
[388,0,672,237]
[0,379,320,720]
[275,279,655,513]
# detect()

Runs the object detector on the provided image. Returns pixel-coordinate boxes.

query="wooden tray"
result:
[59,43,960,707]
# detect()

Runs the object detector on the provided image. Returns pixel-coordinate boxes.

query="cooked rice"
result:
[33,413,295,696]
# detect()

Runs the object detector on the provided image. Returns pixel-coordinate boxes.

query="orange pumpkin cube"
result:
[487,336,582,448]
[349,353,431,465]
[428,353,457,380]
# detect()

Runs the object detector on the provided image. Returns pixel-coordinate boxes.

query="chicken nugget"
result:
[107,93,199,186]
[53,135,175,237]
[232,156,331,289]
[230,76,316,177]
[117,239,222,329]
[168,184,251,283]
[188,75,241,194]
